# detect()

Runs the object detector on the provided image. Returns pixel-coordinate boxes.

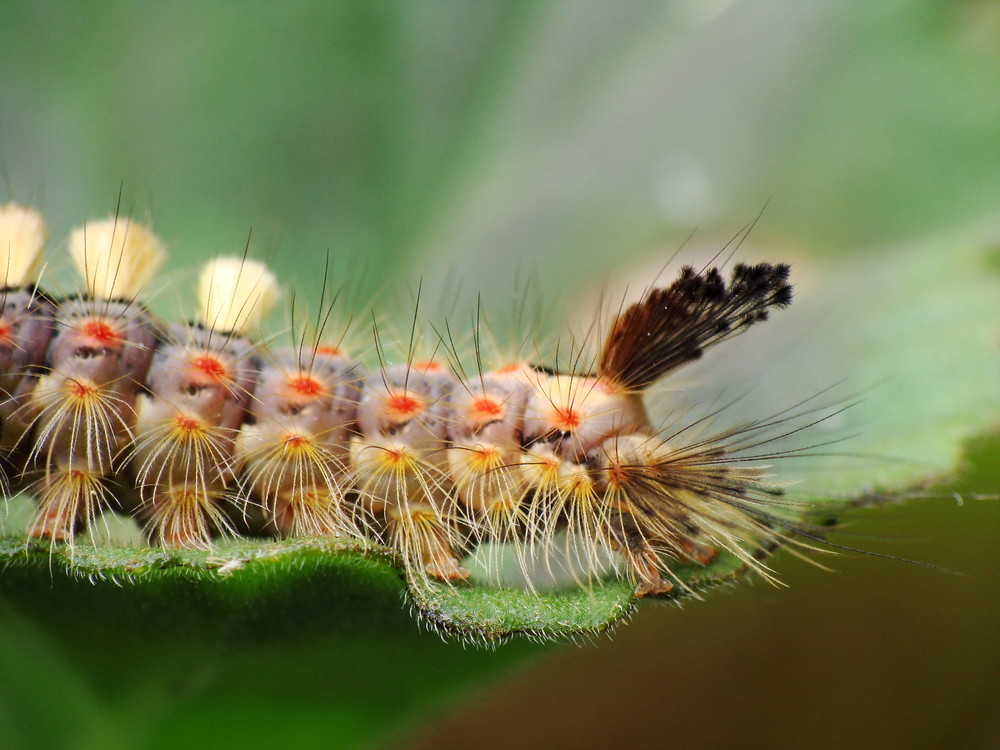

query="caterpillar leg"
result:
[612,530,675,597]
[386,505,470,581]
[674,536,718,566]
[144,484,229,549]
[26,468,109,542]
[261,482,357,538]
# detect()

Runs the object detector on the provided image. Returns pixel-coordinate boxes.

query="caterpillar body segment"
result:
[351,362,469,583]
[446,364,533,539]
[131,324,256,546]
[493,372,659,592]
[519,374,648,463]
[26,217,164,542]
[0,286,55,456]
[442,363,537,584]
[442,360,660,591]
[0,204,53,464]
[131,257,277,548]
[236,345,365,539]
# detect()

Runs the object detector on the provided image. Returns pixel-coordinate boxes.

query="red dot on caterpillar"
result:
[191,354,229,381]
[384,392,424,421]
[469,396,503,420]
[286,375,325,398]
[78,318,122,347]
[173,414,206,435]
[412,360,445,373]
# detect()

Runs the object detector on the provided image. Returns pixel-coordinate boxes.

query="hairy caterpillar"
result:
[1,201,813,597]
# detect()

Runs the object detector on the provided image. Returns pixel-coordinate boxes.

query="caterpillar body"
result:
[0,202,804,597]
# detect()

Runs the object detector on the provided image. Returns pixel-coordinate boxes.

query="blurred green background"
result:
[0,1,998,748]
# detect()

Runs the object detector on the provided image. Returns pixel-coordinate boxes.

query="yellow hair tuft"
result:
[68,217,166,300]
[0,203,47,288]
[197,256,279,334]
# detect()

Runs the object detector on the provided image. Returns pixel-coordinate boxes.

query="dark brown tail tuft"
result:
[598,263,792,390]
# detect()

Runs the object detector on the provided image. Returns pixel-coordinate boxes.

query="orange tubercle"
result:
[80,318,122,347]
[470,397,503,420]
[386,392,422,419]
[378,446,413,468]
[174,414,206,434]
[287,376,324,398]
[551,407,581,430]
[412,360,444,374]
[314,345,341,356]
[470,445,502,470]
[606,464,626,489]
[284,434,310,450]
[66,379,97,399]
[190,354,228,382]
[0,320,11,343]
[495,361,526,374]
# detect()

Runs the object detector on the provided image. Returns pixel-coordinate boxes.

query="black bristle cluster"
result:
[599,262,793,390]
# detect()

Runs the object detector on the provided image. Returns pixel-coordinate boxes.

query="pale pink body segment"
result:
[236,346,363,537]
[0,287,54,459]
[351,362,469,581]
[446,364,534,535]
[23,216,166,542]
[449,366,679,593]
[132,324,258,547]
[130,255,278,548]
[28,299,158,540]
